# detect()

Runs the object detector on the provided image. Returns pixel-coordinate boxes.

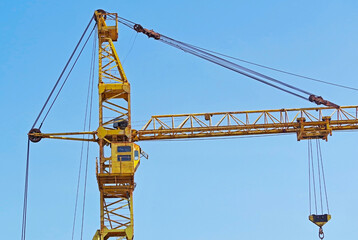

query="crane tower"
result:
[27,10,358,240]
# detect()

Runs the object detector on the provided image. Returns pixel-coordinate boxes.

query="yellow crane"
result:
[27,10,358,240]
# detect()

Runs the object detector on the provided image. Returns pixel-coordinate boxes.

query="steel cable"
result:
[318,140,330,214]
[160,38,308,100]
[308,140,312,214]
[80,31,96,240]
[309,139,318,214]
[117,18,309,96]
[116,17,344,107]
[171,42,358,92]
[316,139,324,214]
[40,24,97,129]
[31,16,94,130]
[308,140,330,216]
[21,140,30,240]
[71,29,97,240]
[160,35,313,96]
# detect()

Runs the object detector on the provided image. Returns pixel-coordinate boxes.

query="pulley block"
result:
[309,214,331,227]
[28,128,42,143]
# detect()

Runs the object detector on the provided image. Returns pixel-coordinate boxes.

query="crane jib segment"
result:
[29,106,358,142]
[135,106,358,141]
[25,9,358,240]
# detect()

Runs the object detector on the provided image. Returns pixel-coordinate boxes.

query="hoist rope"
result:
[308,139,330,215]
[24,15,95,240]
[21,140,30,240]
[308,140,318,214]
[31,16,95,130]
[122,32,138,64]
[80,31,96,240]
[316,139,324,214]
[308,140,312,214]
[71,29,97,240]
[318,140,330,214]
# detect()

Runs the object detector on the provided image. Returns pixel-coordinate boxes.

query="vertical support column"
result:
[93,10,136,240]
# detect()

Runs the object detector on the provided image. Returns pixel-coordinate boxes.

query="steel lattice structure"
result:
[28,10,358,240]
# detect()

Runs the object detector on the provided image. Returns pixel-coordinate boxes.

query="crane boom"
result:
[30,106,358,142]
[26,10,358,240]
[134,106,358,141]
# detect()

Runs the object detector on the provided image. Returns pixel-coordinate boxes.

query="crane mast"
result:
[26,9,358,240]
[93,10,136,240]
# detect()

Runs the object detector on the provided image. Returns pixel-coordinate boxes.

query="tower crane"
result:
[26,10,358,240]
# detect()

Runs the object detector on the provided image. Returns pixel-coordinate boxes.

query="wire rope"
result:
[161,39,308,100]
[40,24,97,129]
[309,139,318,214]
[161,35,313,96]
[24,15,95,240]
[315,139,324,214]
[308,140,312,214]
[308,139,330,217]
[71,29,97,240]
[80,30,96,240]
[116,17,343,107]
[31,16,94,130]
[122,32,138,64]
[117,16,358,92]
[174,42,358,92]
[21,140,30,240]
[318,140,330,214]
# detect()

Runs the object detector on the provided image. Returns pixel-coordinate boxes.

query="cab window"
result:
[117,146,131,152]
[117,155,131,161]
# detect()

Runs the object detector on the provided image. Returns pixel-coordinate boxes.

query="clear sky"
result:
[1,1,358,239]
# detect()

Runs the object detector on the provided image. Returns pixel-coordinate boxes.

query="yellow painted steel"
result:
[26,10,358,240]
[111,143,141,174]
[309,214,331,227]
[29,106,358,142]
[94,10,134,240]
[134,106,358,141]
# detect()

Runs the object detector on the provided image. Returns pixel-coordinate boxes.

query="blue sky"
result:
[1,1,358,239]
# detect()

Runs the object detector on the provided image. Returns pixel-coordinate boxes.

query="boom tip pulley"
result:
[28,128,42,143]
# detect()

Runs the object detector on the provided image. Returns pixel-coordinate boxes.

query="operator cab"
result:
[111,143,140,174]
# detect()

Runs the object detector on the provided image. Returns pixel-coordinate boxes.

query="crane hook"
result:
[318,227,324,240]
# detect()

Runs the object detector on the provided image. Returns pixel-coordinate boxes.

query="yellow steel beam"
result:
[133,106,358,141]
[94,10,134,240]
[28,131,97,142]
[29,106,358,142]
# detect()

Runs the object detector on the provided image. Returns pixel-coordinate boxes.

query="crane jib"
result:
[24,9,357,240]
